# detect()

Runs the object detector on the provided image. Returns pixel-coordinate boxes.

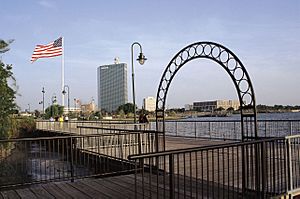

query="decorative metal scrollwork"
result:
[156,41,257,142]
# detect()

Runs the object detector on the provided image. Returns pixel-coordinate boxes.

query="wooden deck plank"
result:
[165,136,234,150]
[1,190,20,199]
[0,173,252,198]
[93,178,143,199]
[54,182,91,199]
[104,176,155,198]
[109,174,171,198]
[41,183,72,199]
[29,184,55,199]
[15,189,37,199]
[80,179,121,199]
[132,172,242,198]
[67,181,110,199]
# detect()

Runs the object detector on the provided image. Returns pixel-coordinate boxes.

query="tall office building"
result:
[97,60,128,112]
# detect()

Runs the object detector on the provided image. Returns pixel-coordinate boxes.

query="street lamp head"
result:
[137,52,147,65]
[52,95,57,104]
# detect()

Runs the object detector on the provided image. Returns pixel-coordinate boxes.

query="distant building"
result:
[63,107,81,114]
[19,112,33,117]
[81,100,96,113]
[193,100,240,112]
[143,97,156,112]
[97,59,128,112]
[63,99,84,114]
[184,104,193,111]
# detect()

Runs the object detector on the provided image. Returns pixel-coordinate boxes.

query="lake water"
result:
[154,112,300,139]
[181,112,300,121]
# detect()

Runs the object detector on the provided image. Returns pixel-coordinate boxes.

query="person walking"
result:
[142,114,149,123]
[59,115,64,129]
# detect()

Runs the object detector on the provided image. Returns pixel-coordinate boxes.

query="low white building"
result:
[184,104,193,111]
[63,107,81,114]
[143,97,156,112]
[193,100,240,112]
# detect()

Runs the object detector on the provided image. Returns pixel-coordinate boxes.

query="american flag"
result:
[31,37,63,62]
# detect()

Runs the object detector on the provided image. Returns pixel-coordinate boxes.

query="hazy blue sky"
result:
[2,0,300,111]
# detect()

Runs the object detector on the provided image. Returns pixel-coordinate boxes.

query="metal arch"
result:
[155,41,257,150]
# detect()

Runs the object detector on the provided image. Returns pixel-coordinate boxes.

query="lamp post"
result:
[62,85,70,114]
[74,98,77,110]
[74,98,77,117]
[51,95,57,117]
[131,42,147,123]
[42,87,45,115]
[28,104,30,113]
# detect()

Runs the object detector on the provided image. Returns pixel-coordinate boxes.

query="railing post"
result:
[255,142,260,197]
[134,159,138,199]
[265,121,267,137]
[156,121,161,152]
[140,157,145,198]
[70,137,74,182]
[209,122,211,139]
[175,121,178,136]
[289,121,292,136]
[194,122,197,138]
[261,141,267,198]
[233,121,237,139]
[138,132,142,154]
[242,144,246,197]
[287,138,293,191]
[169,154,174,199]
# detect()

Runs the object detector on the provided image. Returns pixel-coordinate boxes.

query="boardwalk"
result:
[1,122,297,198]
[0,173,245,199]
[165,136,234,150]
[0,137,236,198]
[0,174,138,199]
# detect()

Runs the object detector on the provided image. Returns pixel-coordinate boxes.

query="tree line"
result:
[0,39,20,138]
[257,104,300,113]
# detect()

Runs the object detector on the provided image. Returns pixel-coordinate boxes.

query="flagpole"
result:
[61,37,65,107]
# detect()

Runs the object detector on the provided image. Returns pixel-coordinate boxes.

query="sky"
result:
[1,0,300,111]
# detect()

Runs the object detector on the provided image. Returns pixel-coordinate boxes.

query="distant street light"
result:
[74,98,77,110]
[51,94,57,117]
[62,85,70,114]
[28,104,30,113]
[42,87,45,115]
[131,42,147,123]
[52,95,57,104]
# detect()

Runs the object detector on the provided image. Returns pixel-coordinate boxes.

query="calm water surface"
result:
[155,112,300,139]
[181,112,300,121]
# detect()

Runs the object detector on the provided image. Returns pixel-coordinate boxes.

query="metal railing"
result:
[36,120,300,140]
[286,134,300,196]
[76,126,162,155]
[0,129,161,188]
[160,120,300,140]
[36,120,150,134]
[128,137,293,198]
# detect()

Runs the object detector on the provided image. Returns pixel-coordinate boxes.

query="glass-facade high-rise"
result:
[97,63,128,112]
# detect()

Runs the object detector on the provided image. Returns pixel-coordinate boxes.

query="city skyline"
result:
[2,0,300,111]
